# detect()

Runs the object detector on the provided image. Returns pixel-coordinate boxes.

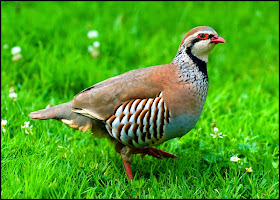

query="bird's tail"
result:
[29,102,95,132]
[29,102,71,120]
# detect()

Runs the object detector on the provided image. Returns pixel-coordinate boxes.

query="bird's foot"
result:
[131,147,179,160]
[121,154,133,181]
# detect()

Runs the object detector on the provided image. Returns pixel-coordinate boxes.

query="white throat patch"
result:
[191,40,216,62]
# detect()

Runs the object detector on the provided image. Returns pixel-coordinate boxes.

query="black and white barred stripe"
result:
[105,92,170,148]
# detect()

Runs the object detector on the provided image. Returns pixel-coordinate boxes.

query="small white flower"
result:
[12,54,23,61]
[93,41,100,48]
[21,121,33,134]
[214,127,219,133]
[88,45,100,57]
[230,156,241,162]
[1,119,7,127]
[87,30,98,39]
[88,45,94,53]
[210,133,217,138]
[210,127,226,138]
[245,167,253,172]
[2,127,6,133]
[11,46,21,55]
[9,92,18,100]
[22,121,32,128]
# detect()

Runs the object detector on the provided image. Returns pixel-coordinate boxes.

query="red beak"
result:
[210,35,226,44]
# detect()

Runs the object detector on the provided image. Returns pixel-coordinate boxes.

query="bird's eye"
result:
[198,33,209,40]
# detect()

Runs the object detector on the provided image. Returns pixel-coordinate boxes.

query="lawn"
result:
[1,1,279,199]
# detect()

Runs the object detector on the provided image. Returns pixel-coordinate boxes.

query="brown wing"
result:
[71,64,177,121]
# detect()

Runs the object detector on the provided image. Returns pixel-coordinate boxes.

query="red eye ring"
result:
[197,33,209,40]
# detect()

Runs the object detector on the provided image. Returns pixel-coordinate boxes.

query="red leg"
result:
[121,155,133,180]
[132,147,179,159]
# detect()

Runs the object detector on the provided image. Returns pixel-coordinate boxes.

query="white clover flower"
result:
[213,127,219,133]
[88,45,99,57]
[1,119,7,127]
[93,41,100,48]
[11,46,21,55]
[22,121,33,129]
[87,30,98,39]
[230,156,241,162]
[88,45,94,53]
[245,167,253,172]
[21,121,33,134]
[210,127,226,138]
[9,92,18,100]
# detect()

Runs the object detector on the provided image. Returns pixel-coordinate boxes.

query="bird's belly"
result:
[164,113,201,139]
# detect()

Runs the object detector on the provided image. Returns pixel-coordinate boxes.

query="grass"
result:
[1,1,279,199]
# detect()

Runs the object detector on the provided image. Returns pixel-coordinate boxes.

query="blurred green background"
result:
[1,1,279,199]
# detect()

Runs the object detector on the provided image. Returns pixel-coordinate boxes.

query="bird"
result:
[29,26,226,180]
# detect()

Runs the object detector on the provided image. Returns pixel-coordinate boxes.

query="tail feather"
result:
[29,102,96,133]
[29,103,70,120]
[29,102,111,137]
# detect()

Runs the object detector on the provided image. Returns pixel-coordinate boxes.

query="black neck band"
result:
[185,46,208,78]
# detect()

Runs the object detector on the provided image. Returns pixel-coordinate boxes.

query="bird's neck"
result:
[172,46,209,114]
[172,46,208,83]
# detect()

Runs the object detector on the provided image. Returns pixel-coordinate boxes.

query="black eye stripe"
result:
[191,38,201,45]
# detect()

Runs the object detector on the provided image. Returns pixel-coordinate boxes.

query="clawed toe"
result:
[131,147,178,159]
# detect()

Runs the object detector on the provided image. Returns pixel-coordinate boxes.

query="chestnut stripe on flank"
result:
[133,109,142,122]
[113,103,122,113]
[133,134,139,144]
[139,124,144,133]
[121,100,130,110]
[108,115,116,127]
[160,105,165,125]
[132,124,139,144]
[165,104,170,123]
[145,122,151,140]
[127,99,135,112]
[139,109,148,124]
[133,99,142,111]
[145,111,150,129]
[153,97,161,109]
[140,99,148,110]
[152,108,159,138]
[147,98,156,111]
[119,112,125,121]
[123,122,132,135]
[126,112,132,121]
[132,124,138,136]
[116,123,124,140]
[140,132,146,142]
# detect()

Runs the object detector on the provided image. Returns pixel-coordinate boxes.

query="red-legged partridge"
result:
[29,26,226,180]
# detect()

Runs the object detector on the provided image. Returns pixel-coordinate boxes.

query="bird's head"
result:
[178,26,226,62]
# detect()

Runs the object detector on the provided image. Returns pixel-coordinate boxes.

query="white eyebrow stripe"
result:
[183,31,216,44]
